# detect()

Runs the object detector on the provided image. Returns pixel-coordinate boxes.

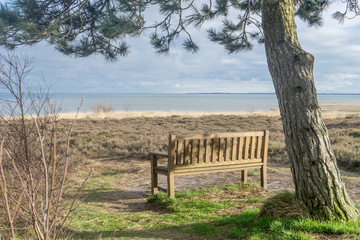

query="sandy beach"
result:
[58,102,360,119]
[320,102,360,112]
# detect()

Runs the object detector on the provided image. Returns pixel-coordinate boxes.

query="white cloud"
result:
[1,2,360,93]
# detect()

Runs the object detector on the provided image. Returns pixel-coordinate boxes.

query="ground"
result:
[79,157,360,215]
[51,111,360,238]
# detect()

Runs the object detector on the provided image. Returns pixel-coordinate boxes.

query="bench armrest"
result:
[150,152,169,174]
[150,152,169,158]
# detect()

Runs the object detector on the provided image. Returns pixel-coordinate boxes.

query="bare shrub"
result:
[0,52,86,239]
[90,101,114,113]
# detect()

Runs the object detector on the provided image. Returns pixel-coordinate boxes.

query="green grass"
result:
[70,184,360,239]
[242,198,266,203]
[215,208,360,239]
[222,182,261,191]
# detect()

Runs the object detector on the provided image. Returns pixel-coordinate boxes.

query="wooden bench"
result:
[150,130,269,198]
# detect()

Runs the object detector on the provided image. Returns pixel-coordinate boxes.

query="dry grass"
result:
[56,112,360,172]
[258,191,310,218]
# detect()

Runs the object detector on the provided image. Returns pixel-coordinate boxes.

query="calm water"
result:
[49,93,360,113]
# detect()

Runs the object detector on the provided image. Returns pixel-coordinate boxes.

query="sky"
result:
[1,2,360,94]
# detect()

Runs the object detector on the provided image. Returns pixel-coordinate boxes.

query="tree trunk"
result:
[261,0,359,220]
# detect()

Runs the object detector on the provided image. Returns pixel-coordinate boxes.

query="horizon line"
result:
[1,92,360,95]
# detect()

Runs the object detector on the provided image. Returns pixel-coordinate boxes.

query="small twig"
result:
[47,100,57,237]
[0,140,16,239]
[111,229,118,239]
[51,96,83,238]
[35,119,50,239]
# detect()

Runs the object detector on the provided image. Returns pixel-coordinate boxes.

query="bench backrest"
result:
[167,130,269,169]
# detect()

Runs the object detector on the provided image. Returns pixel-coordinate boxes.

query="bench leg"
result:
[241,170,248,184]
[150,155,158,194]
[261,166,267,189]
[167,171,175,198]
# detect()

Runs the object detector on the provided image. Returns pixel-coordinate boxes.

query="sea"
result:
[47,93,360,113]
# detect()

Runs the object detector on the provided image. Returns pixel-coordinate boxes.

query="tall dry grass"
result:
[62,113,360,171]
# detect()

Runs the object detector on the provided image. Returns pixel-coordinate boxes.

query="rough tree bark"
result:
[261,0,359,220]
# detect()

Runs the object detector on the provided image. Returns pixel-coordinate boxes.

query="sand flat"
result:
[320,102,360,112]
[58,102,360,119]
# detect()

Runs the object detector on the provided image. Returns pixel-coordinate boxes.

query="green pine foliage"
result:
[0,0,358,59]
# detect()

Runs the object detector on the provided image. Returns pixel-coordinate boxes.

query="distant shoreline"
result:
[2,92,359,95]
[58,102,360,120]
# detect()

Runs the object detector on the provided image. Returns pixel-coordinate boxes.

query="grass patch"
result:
[175,187,218,198]
[215,208,360,239]
[71,183,360,239]
[147,192,235,214]
[242,198,266,203]
[340,170,360,179]
[222,182,261,191]
[248,169,260,176]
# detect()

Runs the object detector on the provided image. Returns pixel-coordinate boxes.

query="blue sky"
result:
[1,2,360,94]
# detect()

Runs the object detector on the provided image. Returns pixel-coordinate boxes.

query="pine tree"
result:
[1,0,359,220]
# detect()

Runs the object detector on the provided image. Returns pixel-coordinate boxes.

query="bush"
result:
[91,102,114,113]
[258,191,309,219]
[334,149,360,171]
[0,53,87,239]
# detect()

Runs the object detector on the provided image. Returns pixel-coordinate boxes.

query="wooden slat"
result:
[244,136,250,159]
[218,138,223,162]
[241,170,248,184]
[238,137,244,160]
[224,138,230,161]
[174,158,263,169]
[175,162,263,175]
[168,135,176,170]
[198,139,203,164]
[211,138,217,162]
[256,136,262,159]
[231,137,236,161]
[176,140,183,165]
[175,166,262,175]
[184,140,190,165]
[175,131,265,141]
[250,136,256,159]
[168,170,175,198]
[204,139,210,163]
[191,139,197,164]
[261,130,270,188]
[150,154,158,194]
[262,131,269,164]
